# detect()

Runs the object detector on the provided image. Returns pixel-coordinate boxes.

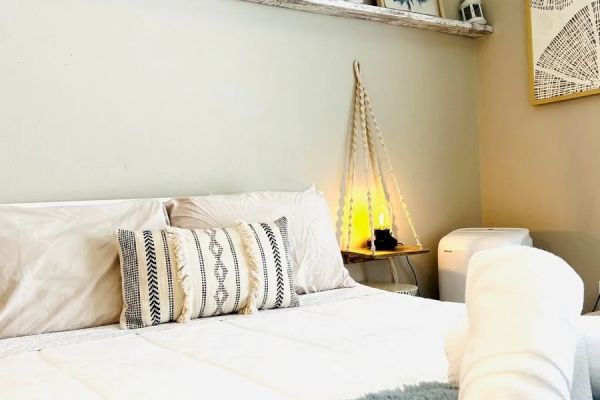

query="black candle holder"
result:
[367,229,398,251]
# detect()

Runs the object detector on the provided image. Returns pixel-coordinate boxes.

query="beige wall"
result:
[478,0,600,311]
[0,0,482,298]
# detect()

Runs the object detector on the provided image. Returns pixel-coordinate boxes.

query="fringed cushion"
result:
[115,217,299,329]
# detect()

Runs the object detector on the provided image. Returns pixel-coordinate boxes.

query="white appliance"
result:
[438,228,533,302]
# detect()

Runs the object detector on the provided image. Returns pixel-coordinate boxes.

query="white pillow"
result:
[0,200,168,339]
[165,188,355,293]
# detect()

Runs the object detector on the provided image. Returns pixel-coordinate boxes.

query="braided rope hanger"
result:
[345,61,422,254]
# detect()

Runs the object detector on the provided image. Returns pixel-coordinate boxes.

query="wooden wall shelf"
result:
[238,0,493,38]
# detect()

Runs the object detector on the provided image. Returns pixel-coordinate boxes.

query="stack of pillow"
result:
[0,188,355,339]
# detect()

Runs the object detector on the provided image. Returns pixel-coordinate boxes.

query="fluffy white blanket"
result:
[446,246,588,400]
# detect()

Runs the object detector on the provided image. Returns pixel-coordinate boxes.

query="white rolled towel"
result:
[447,322,592,399]
[446,318,467,387]
[447,246,586,400]
[579,316,600,399]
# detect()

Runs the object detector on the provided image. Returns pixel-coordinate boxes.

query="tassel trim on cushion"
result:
[235,221,261,315]
[165,228,193,323]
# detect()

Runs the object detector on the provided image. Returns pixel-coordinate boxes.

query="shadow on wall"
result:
[534,230,600,313]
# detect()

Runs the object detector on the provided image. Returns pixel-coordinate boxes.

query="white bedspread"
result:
[0,285,464,400]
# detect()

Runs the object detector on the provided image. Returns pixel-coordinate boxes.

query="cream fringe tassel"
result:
[235,221,260,315]
[165,228,193,323]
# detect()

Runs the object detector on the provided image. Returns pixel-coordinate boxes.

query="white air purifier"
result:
[438,228,533,303]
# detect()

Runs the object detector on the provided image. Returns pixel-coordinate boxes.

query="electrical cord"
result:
[404,256,421,297]
[594,294,600,313]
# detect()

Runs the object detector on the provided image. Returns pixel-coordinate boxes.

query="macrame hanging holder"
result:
[344,61,422,255]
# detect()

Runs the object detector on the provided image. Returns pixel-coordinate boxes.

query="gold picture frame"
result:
[526,0,600,105]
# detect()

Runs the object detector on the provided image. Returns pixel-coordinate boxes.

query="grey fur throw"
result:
[355,382,458,400]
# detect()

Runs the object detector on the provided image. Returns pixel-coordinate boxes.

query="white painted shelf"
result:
[238,0,493,38]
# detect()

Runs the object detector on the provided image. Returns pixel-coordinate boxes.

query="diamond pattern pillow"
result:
[115,217,299,329]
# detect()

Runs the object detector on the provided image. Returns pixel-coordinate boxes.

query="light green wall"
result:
[0,0,482,298]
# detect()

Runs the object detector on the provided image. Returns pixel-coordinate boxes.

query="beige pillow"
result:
[166,189,356,294]
[0,200,168,339]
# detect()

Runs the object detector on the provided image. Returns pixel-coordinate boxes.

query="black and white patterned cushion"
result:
[115,217,299,329]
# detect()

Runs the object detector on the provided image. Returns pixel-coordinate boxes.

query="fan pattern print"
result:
[531,0,573,10]
[532,0,600,101]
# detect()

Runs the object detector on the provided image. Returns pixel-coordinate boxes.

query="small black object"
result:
[367,229,398,251]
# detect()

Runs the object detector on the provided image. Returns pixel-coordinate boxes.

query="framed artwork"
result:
[377,0,442,17]
[526,0,600,105]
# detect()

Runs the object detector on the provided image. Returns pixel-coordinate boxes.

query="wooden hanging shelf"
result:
[238,0,493,38]
[342,245,429,264]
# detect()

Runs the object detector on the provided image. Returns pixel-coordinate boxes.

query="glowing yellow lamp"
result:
[369,200,398,251]
[375,201,391,230]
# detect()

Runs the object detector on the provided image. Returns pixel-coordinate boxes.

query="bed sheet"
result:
[0,285,465,399]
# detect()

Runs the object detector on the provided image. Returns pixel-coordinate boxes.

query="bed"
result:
[0,190,469,399]
[2,192,598,399]
[0,285,465,399]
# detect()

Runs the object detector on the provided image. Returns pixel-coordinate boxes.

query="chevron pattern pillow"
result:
[116,217,299,329]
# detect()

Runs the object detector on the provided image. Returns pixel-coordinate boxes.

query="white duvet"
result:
[0,286,465,400]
